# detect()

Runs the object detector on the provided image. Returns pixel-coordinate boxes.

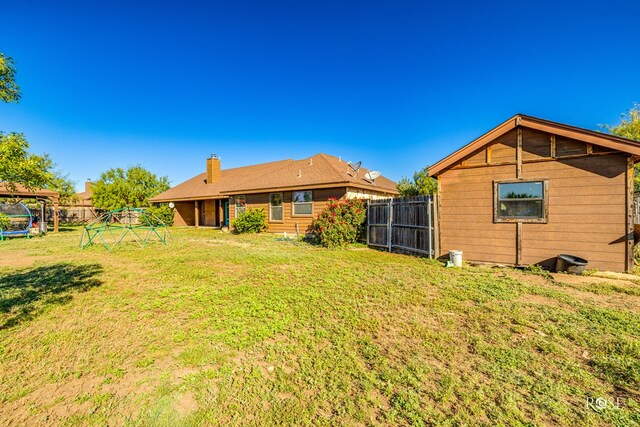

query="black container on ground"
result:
[555,254,588,275]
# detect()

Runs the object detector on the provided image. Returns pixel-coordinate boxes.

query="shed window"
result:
[495,181,547,222]
[269,193,283,221]
[235,195,246,217]
[292,191,312,216]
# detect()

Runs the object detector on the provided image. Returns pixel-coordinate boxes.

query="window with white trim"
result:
[269,193,283,221]
[235,195,246,217]
[292,190,312,216]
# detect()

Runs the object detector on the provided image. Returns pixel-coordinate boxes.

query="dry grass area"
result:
[0,227,638,426]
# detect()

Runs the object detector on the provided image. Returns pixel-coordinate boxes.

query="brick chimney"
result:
[85,179,93,193]
[207,154,221,184]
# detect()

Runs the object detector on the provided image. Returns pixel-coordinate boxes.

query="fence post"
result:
[387,198,393,252]
[433,193,440,259]
[427,196,432,257]
[366,200,370,246]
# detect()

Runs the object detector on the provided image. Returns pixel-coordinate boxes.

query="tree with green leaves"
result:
[602,103,640,191]
[48,172,79,205]
[92,166,170,210]
[0,53,77,202]
[0,54,20,103]
[0,132,53,193]
[0,131,77,203]
[397,166,438,197]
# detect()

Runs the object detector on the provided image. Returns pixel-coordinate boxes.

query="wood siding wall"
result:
[203,200,217,226]
[439,127,630,272]
[173,201,195,226]
[173,200,220,226]
[230,188,347,233]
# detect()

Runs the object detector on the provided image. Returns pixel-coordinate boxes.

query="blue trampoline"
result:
[0,202,33,240]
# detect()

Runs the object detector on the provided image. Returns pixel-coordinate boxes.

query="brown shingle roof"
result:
[221,153,397,194]
[150,153,397,202]
[149,158,295,202]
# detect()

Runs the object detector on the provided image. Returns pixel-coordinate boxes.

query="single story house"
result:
[429,114,640,272]
[150,153,398,233]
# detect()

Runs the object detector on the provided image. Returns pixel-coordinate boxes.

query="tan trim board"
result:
[149,195,229,203]
[429,115,519,176]
[222,182,397,195]
[449,151,622,171]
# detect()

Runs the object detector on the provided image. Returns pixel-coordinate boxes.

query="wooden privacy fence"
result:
[367,195,437,257]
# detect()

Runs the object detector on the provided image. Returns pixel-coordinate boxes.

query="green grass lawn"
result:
[0,227,638,426]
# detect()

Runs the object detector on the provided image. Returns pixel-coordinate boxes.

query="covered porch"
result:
[172,197,230,227]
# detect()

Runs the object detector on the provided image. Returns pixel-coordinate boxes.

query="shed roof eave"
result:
[429,114,640,177]
[428,115,519,176]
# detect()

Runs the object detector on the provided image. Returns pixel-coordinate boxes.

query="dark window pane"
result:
[293,191,312,203]
[499,200,543,218]
[499,182,543,199]
[270,193,283,206]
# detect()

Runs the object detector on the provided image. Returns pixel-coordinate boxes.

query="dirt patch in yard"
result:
[549,273,640,311]
[515,293,564,307]
[2,374,112,426]
[0,251,33,268]
[175,391,198,416]
[590,270,640,283]
[551,272,637,287]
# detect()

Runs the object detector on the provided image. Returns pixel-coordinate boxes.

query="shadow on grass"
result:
[0,263,103,329]
[56,226,80,233]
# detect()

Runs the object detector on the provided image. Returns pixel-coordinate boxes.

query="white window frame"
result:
[292,190,313,217]
[269,192,283,222]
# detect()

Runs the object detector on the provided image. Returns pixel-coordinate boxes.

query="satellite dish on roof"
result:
[347,161,362,177]
[364,170,381,183]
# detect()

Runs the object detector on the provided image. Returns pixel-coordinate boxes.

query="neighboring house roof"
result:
[150,153,397,203]
[429,114,640,177]
[63,190,93,207]
[77,191,92,202]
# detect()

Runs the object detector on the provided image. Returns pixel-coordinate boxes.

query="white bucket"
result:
[449,250,463,267]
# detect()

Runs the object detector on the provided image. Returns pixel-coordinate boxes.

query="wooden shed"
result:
[429,114,640,272]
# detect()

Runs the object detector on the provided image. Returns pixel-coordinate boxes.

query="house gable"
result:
[429,114,640,176]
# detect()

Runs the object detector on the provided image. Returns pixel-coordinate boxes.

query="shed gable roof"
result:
[429,114,640,177]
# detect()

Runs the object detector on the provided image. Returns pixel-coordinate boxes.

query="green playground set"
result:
[80,207,170,251]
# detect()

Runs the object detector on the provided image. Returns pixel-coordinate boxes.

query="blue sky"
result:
[1,0,639,190]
